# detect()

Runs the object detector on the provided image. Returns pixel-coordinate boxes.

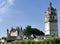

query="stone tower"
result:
[45,2,58,36]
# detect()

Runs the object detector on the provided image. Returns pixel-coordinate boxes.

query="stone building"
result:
[45,2,58,36]
[0,37,7,44]
[0,27,23,44]
[6,27,23,43]
[0,2,58,44]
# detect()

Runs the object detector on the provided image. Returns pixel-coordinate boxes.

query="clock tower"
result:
[45,2,58,36]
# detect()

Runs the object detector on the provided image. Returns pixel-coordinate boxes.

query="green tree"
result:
[31,28,44,36]
[24,25,32,36]
[23,25,44,37]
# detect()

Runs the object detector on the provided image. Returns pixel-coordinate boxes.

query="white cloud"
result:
[0,0,14,14]
[0,0,15,22]
[7,0,14,5]
[0,0,6,8]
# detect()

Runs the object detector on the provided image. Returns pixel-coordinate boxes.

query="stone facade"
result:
[45,2,58,36]
[0,37,7,44]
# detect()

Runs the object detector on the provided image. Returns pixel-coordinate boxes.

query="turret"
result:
[6,29,9,38]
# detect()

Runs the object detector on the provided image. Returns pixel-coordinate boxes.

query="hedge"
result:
[11,37,60,44]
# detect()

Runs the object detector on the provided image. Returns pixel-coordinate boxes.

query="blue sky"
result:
[0,0,60,38]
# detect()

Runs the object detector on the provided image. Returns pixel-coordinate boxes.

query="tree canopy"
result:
[23,25,44,36]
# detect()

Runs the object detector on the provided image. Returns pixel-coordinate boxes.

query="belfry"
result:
[45,2,58,36]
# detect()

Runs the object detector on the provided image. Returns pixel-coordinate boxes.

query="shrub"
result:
[11,37,60,44]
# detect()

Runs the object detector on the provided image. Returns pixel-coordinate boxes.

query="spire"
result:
[47,2,54,11]
[7,29,9,33]
[21,27,22,31]
[49,2,52,7]
[6,29,9,38]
